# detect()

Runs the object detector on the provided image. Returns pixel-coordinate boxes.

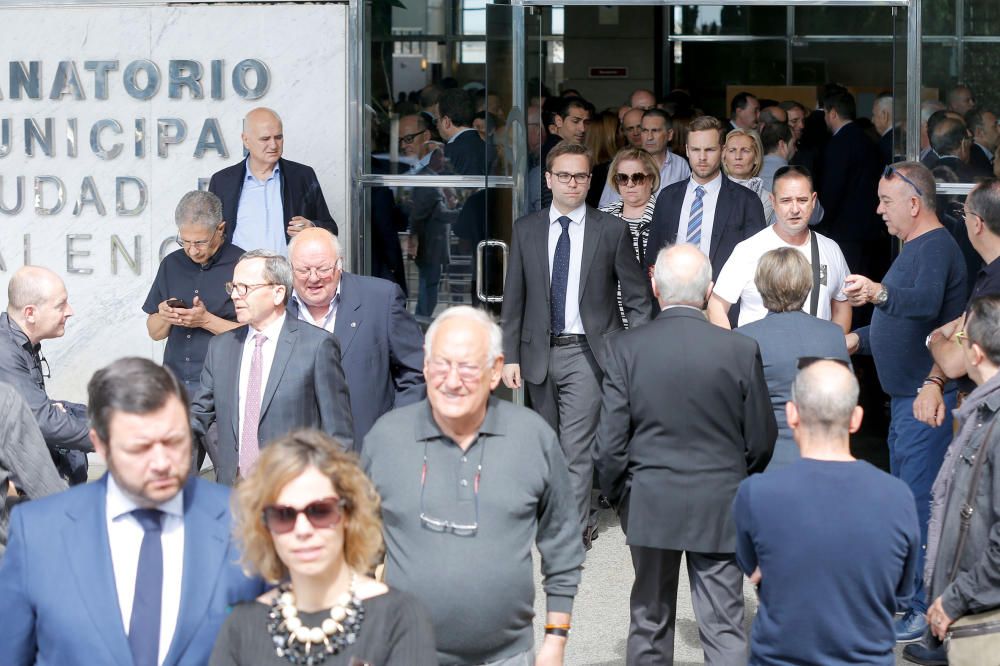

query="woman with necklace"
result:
[211,431,436,666]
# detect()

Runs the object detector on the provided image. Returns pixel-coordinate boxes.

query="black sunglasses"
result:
[882,165,924,197]
[797,356,851,370]
[261,496,347,534]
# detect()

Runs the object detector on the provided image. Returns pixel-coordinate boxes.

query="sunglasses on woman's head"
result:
[261,496,347,534]
[614,172,649,187]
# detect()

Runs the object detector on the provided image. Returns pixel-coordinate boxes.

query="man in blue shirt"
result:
[733,359,920,665]
[844,162,968,641]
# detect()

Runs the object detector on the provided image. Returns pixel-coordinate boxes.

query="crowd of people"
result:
[1,77,1000,666]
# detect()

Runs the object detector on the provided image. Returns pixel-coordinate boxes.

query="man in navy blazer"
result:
[645,116,767,282]
[0,357,265,666]
[288,228,425,446]
[208,107,337,254]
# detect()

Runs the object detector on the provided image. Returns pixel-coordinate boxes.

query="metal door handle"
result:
[476,239,509,303]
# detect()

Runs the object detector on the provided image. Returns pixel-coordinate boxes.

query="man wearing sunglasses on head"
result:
[189,250,354,486]
[0,357,266,666]
[844,161,968,643]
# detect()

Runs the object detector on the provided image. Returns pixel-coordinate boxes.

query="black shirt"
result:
[142,243,243,390]
[968,256,1000,309]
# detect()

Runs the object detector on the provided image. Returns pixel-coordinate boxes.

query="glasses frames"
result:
[427,356,488,383]
[224,282,277,297]
[175,227,220,249]
[954,330,970,347]
[549,171,592,185]
[883,165,924,197]
[398,130,428,146]
[262,496,347,534]
[292,264,339,280]
[419,440,483,536]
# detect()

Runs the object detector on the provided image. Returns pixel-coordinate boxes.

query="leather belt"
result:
[550,334,588,347]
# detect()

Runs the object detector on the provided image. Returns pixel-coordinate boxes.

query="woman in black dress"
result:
[211,431,437,666]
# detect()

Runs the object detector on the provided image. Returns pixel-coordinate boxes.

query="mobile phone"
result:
[166,298,187,309]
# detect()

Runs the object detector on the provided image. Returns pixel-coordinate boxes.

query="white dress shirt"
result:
[238,313,286,446]
[291,283,341,333]
[106,474,185,666]
[677,173,724,256]
[548,203,586,335]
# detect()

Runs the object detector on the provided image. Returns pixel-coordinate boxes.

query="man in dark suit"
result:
[501,141,650,547]
[208,107,336,255]
[966,108,998,175]
[872,92,895,165]
[725,91,760,134]
[932,115,991,182]
[438,88,491,176]
[816,90,884,277]
[288,227,425,445]
[190,250,354,485]
[595,243,776,666]
[645,115,767,280]
[0,357,265,666]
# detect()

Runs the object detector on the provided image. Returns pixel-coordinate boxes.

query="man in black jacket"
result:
[208,107,336,254]
[595,242,775,666]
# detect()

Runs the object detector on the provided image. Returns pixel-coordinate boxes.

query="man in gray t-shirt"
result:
[362,306,584,666]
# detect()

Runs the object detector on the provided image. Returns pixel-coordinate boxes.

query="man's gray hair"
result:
[653,244,712,307]
[238,249,293,305]
[790,362,859,436]
[174,190,223,230]
[424,306,503,365]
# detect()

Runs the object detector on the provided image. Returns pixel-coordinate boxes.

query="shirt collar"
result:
[448,127,475,144]
[244,157,281,182]
[414,396,506,443]
[249,312,286,341]
[106,473,185,522]
[688,171,723,195]
[291,282,341,322]
[979,256,1000,281]
[549,203,587,225]
[1,313,34,352]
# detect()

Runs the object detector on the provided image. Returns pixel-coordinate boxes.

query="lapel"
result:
[63,476,134,666]
[229,327,249,439]
[578,207,603,303]
[532,211,551,294]
[259,316,295,418]
[709,177,734,264]
[278,158,292,241]
[162,478,231,666]
[667,184,686,245]
[333,273,362,357]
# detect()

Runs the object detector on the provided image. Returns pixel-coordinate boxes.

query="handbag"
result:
[945,418,1000,665]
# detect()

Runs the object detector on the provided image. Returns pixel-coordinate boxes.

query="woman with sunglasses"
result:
[211,430,436,666]
[722,128,774,223]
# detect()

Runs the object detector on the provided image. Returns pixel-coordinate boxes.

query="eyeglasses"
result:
[292,265,338,279]
[398,130,428,146]
[549,171,592,184]
[427,357,488,383]
[883,165,924,197]
[614,172,650,187]
[954,329,969,347]
[960,207,983,225]
[224,282,277,297]
[419,440,482,536]
[261,496,347,534]
[797,356,852,370]
[174,228,219,249]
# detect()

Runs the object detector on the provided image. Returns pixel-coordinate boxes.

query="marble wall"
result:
[0,3,349,402]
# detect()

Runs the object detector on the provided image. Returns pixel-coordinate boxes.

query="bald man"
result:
[733,360,919,665]
[208,107,337,256]
[0,266,91,484]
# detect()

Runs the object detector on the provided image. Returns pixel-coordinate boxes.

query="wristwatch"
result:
[874,286,888,306]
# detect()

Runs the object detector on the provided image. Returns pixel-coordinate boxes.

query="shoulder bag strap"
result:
[948,416,999,583]
[809,230,821,317]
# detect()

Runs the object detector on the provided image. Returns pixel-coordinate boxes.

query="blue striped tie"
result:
[686,185,706,246]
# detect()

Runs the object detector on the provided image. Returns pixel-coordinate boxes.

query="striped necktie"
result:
[686,185,706,245]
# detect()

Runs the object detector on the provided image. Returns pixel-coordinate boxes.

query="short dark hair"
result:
[773,164,814,191]
[968,179,1000,236]
[931,116,968,156]
[545,141,593,172]
[926,109,953,142]
[967,295,1000,365]
[823,90,857,121]
[87,358,189,443]
[761,122,793,154]
[642,108,672,126]
[965,108,993,136]
[730,92,756,116]
[438,89,475,128]
[556,95,592,120]
[779,100,807,114]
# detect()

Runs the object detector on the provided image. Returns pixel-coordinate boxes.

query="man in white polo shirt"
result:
[707,165,852,332]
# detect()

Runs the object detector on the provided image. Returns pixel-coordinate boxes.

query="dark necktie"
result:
[129,508,164,666]
[550,216,572,336]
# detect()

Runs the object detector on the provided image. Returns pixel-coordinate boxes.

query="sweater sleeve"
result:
[536,430,585,614]
[880,235,964,321]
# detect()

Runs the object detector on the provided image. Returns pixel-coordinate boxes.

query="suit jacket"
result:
[190,315,354,485]
[0,475,265,666]
[645,175,767,279]
[969,142,994,176]
[935,154,989,182]
[879,129,894,165]
[208,157,337,245]
[289,272,425,446]
[594,308,776,553]
[500,207,652,385]
[817,121,882,243]
[444,129,490,176]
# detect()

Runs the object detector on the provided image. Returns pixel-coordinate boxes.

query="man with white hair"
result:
[595,244,776,666]
[362,306,584,666]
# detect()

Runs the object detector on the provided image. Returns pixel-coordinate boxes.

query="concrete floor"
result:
[531,508,913,665]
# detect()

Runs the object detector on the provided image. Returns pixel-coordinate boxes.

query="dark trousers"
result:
[526,341,602,535]
[628,546,746,666]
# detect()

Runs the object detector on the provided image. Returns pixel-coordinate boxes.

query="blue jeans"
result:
[888,390,957,614]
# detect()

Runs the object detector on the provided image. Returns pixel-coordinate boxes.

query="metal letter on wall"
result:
[34,176,66,215]
[157,118,188,157]
[194,118,228,158]
[110,235,141,275]
[232,58,270,99]
[0,118,10,158]
[91,119,123,160]
[66,234,93,274]
[66,118,78,157]
[0,176,25,215]
[25,118,54,157]
[168,60,204,99]
[84,60,119,100]
[49,60,86,100]
[9,61,41,99]
[123,59,161,100]
[73,176,107,216]
[116,176,148,216]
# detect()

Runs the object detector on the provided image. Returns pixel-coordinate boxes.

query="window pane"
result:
[964,0,1000,36]
[671,41,786,118]
[923,0,956,36]
[795,6,894,36]
[672,5,785,37]
[790,42,895,88]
